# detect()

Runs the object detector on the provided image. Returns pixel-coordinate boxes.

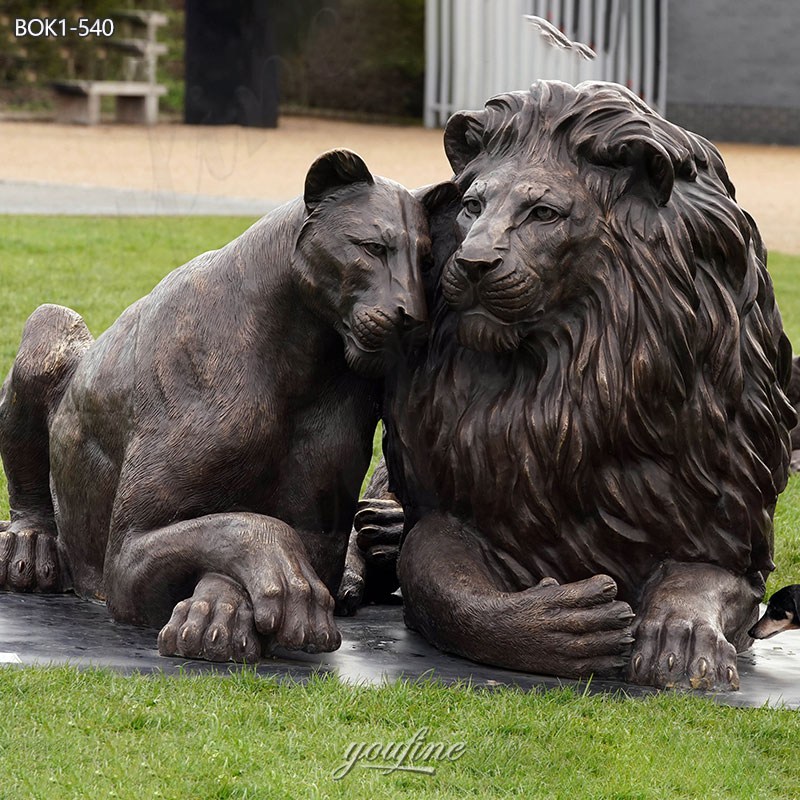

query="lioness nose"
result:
[396,308,427,346]
[397,300,427,328]
[456,256,502,282]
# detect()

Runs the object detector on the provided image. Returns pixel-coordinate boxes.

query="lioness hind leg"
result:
[0,304,94,592]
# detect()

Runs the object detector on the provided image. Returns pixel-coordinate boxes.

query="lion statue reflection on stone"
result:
[349,81,795,692]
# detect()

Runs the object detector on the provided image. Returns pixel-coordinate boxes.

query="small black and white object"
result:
[524,15,597,61]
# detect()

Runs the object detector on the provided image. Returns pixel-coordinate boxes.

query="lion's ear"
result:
[304,149,374,210]
[612,138,676,206]
[444,110,487,174]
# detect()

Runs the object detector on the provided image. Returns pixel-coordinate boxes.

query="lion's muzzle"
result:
[456,256,503,283]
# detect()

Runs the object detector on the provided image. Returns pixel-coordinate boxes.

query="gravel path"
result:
[1,116,798,254]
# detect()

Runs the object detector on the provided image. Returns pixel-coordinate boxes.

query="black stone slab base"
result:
[0,593,798,709]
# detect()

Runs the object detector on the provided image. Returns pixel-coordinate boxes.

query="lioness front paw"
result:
[0,522,61,592]
[158,573,260,663]
[628,614,739,691]
[246,539,341,654]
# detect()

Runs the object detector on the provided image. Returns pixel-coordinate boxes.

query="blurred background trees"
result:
[0,0,426,121]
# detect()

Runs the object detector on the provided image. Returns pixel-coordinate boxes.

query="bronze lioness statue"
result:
[353,81,795,691]
[0,149,443,662]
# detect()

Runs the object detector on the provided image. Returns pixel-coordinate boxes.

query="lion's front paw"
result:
[158,573,261,663]
[0,522,61,592]
[626,561,758,691]
[628,614,739,691]
[518,575,635,677]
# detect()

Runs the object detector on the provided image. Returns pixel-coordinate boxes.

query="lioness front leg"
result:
[627,561,762,691]
[106,512,340,662]
[398,512,634,678]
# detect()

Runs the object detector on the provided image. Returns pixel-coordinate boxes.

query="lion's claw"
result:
[626,562,757,691]
[628,616,740,691]
[0,523,61,592]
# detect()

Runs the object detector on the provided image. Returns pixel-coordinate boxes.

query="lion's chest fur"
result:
[388,324,590,576]
[386,312,771,601]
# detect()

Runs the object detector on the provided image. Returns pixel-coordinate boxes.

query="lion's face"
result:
[441,156,604,353]
[296,151,438,376]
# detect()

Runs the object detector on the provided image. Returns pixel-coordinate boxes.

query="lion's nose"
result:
[455,256,502,282]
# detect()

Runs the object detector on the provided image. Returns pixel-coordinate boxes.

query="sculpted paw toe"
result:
[235,635,261,664]
[275,619,306,651]
[201,624,231,662]
[158,575,261,663]
[631,653,644,676]
[157,625,178,657]
[0,527,60,592]
[335,569,365,617]
[255,609,280,636]
[176,625,204,658]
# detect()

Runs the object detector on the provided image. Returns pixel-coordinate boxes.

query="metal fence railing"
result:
[424,0,668,127]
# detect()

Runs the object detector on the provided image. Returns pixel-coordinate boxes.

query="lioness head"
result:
[438,81,699,353]
[296,149,450,375]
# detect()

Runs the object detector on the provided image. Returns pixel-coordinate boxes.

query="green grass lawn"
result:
[1,668,799,800]
[1,216,800,799]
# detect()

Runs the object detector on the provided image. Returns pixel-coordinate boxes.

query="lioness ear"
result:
[444,110,487,175]
[304,149,374,210]
[413,181,462,215]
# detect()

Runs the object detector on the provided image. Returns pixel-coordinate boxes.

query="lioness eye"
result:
[529,205,560,222]
[362,242,387,257]
[462,197,482,216]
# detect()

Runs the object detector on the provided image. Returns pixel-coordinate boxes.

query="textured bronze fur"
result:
[0,149,439,663]
[380,81,795,690]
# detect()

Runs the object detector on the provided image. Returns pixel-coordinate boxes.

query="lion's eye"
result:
[529,205,560,222]
[462,197,482,216]
[362,242,387,257]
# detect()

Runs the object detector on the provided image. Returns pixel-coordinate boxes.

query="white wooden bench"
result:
[51,10,168,126]
[52,80,167,125]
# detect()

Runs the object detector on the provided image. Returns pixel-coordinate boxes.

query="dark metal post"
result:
[185,0,278,127]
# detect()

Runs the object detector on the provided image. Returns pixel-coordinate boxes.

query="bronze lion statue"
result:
[351,81,795,691]
[0,149,449,663]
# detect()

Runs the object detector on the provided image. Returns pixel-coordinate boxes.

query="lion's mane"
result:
[386,81,795,601]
